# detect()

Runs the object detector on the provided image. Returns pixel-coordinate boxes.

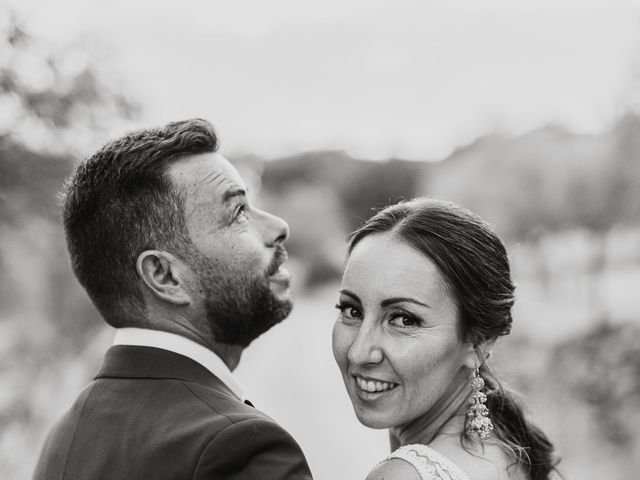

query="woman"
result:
[332,198,557,480]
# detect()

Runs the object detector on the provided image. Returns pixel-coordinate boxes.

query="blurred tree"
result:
[550,322,640,455]
[0,5,137,359]
[0,7,137,478]
[0,7,137,226]
[262,150,428,231]
[610,113,640,225]
[420,123,640,323]
[422,126,620,239]
[261,183,348,287]
[261,150,360,189]
[0,142,69,224]
[337,158,428,231]
[261,151,428,286]
[0,8,136,153]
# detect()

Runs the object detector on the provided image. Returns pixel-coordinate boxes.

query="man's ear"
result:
[136,250,192,305]
[462,338,497,370]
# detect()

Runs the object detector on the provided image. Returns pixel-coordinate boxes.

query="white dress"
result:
[386,444,471,480]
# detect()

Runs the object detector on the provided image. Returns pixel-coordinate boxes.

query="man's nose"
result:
[260,209,290,246]
[347,324,383,366]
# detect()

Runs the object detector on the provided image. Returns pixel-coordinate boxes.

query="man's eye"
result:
[235,205,248,221]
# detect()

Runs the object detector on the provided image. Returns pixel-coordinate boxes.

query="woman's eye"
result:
[389,313,420,328]
[335,303,362,320]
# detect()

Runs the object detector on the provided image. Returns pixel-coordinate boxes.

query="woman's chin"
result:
[353,406,395,430]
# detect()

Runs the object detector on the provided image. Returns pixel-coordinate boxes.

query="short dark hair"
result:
[62,118,218,327]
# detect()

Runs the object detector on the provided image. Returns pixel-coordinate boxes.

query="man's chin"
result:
[266,292,293,325]
[276,297,293,321]
[234,302,292,347]
[203,271,294,347]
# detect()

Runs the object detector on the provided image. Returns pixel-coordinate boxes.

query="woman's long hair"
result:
[347,197,557,480]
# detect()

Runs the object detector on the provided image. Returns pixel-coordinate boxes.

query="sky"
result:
[8,0,640,160]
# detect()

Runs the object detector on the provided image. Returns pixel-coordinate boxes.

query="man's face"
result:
[169,152,292,347]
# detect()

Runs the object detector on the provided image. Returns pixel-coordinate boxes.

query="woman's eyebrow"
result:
[339,289,361,303]
[381,297,431,309]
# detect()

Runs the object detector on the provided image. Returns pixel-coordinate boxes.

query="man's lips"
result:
[267,247,288,277]
[269,266,291,283]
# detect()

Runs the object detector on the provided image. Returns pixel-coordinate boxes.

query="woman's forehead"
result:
[343,233,450,302]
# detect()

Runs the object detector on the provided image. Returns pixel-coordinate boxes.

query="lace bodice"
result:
[386,444,471,480]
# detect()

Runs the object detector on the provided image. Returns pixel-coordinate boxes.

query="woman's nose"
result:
[347,326,383,366]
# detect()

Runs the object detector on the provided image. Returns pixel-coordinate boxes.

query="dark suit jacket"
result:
[34,345,313,479]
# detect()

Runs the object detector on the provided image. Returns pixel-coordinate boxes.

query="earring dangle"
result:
[466,368,494,440]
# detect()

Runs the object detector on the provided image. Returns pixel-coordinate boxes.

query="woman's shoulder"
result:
[367,443,471,480]
[368,438,527,480]
[430,435,527,480]
[366,456,423,480]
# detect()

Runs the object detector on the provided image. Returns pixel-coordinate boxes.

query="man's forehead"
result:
[169,152,246,198]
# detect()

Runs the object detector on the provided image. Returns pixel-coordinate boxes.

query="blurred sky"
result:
[7,0,640,159]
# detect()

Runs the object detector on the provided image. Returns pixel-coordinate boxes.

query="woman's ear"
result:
[462,343,479,370]
[463,338,497,370]
[136,250,192,305]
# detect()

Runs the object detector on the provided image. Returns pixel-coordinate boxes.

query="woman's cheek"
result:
[331,321,349,366]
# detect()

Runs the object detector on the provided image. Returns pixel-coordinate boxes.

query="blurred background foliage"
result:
[1,4,640,479]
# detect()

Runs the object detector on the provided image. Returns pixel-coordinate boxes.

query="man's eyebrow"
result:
[223,188,247,203]
[381,297,431,309]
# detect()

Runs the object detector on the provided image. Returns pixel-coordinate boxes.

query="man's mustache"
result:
[266,244,288,276]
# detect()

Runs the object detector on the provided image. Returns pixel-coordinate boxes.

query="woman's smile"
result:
[330,198,556,479]
[332,233,473,429]
[351,374,400,402]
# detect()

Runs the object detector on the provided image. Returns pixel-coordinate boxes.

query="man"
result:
[34,119,313,479]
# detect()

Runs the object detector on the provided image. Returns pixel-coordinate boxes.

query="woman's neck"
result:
[390,367,473,447]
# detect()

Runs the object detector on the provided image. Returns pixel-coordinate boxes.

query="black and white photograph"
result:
[1,1,640,479]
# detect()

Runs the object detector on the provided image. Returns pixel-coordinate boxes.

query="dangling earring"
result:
[466,367,494,440]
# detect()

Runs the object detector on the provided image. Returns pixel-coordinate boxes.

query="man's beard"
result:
[184,244,292,347]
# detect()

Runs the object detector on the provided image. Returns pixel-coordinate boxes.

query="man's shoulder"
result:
[178,377,275,425]
[89,374,287,442]
[108,376,312,479]
[35,376,312,480]
[192,413,312,479]
[33,382,100,479]
[90,372,260,425]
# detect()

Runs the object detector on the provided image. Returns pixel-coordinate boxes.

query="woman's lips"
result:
[353,375,399,394]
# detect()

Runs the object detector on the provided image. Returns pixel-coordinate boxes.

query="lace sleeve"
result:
[387,444,471,480]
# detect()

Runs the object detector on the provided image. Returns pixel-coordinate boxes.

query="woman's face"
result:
[332,232,475,429]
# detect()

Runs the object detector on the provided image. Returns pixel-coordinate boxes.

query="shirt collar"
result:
[113,327,246,401]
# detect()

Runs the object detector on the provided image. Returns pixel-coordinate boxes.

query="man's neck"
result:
[211,342,243,371]
[137,317,244,371]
